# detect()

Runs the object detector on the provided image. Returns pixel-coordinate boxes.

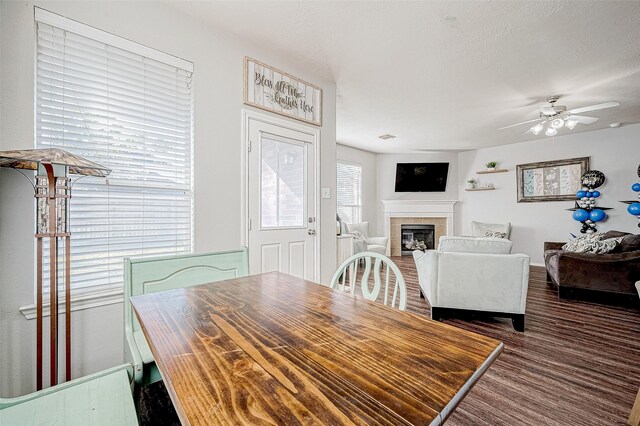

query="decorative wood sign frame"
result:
[244,57,322,126]
[516,157,590,202]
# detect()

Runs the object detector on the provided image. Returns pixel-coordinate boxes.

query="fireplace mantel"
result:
[382,200,459,255]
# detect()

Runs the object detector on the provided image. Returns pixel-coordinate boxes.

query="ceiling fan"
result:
[498,95,619,136]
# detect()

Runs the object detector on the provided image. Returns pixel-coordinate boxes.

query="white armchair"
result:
[346,222,388,255]
[413,236,530,331]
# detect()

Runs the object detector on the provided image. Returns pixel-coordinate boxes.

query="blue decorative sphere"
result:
[628,203,640,216]
[572,209,589,222]
[576,190,587,198]
[589,209,607,222]
[592,191,601,198]
[632,183,640,192]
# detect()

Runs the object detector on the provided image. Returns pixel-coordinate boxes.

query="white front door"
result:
[247,119,316,280]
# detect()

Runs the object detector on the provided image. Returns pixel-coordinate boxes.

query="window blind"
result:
[337,162,362,224]
[35,10,193,294]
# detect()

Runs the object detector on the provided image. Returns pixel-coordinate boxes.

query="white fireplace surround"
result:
[382,200,459,245]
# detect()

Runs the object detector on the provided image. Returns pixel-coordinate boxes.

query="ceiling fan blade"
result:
[498,118,542,130]
[567,115,599,124]
[567,101,619,115]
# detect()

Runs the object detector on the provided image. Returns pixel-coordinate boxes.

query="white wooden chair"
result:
[330,252,407,310]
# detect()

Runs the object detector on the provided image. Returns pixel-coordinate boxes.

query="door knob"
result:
[308,229,316,235]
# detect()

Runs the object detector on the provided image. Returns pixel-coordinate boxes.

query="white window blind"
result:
[35,10,193,294]
[337,162,362,224]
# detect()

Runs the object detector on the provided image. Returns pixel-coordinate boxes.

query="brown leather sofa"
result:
[544,230,640,305]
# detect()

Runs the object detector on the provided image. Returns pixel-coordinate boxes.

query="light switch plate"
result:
[321,187,331,199]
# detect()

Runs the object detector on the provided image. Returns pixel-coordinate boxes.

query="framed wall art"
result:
[516,157,590,202]
[244,57,322,126]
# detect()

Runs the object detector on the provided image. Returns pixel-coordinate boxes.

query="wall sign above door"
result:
[244,57,322,126]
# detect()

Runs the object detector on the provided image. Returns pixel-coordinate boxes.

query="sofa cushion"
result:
[617,234,640,253]
[367,245,386,255]
[439,236,512,254]
[602,230,630,240]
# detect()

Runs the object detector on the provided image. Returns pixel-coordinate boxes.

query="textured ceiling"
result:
[166,1,640,153]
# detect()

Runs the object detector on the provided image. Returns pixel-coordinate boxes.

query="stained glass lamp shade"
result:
[0,148,111,177]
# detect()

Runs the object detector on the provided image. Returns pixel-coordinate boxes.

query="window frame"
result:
[25,8,194,314]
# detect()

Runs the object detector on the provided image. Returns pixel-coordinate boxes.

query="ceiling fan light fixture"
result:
[565,119,578,130]
[530,123,544,135]
[551,118,565,129]
[500,96,618,138]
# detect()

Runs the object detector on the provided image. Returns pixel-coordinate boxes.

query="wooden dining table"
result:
[131,272,503,426]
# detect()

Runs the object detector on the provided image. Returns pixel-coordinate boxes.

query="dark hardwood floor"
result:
[391,255,640,425]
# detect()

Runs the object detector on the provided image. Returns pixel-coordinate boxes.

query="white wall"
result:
[458,124,640,265]
[0,1,336,397]
[376,152,459,232]
[336,144,378,233]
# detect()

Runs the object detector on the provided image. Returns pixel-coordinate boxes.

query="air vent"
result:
[378,134,396,140]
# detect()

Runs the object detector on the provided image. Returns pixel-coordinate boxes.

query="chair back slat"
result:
[330,252,407,310]
[384,266,390,306]
[360,257,371,298]
[392,278,399,308]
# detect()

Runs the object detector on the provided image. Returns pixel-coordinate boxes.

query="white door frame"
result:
[240,108,321,282]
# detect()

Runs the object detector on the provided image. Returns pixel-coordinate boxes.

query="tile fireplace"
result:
[382,200,458,256]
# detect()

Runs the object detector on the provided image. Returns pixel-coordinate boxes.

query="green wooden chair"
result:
[123,248,249,385]
[0,364,137,425]
[330,251,407,310]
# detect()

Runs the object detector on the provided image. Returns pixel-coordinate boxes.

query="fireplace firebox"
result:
[401,224,435,255]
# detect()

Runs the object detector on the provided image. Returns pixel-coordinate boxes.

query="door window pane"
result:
[261,137,305,227]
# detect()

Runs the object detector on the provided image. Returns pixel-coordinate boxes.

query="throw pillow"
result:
[562,234,604,253]
[484,230,508,239]
[591,237,624,254]
[350,230,366,240]
[346,222,370,239]
[562,234,623,254]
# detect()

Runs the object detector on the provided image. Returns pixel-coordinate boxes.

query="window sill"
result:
[19,289,124,320]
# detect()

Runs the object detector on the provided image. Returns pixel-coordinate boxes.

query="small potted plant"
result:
[467,178,478,189]
[486,161,497,172]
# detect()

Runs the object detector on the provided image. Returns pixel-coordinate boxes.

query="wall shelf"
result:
[476,169,509,174]
[465,187,495,192]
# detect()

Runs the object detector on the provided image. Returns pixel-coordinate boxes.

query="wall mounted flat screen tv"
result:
[394,163,449,192]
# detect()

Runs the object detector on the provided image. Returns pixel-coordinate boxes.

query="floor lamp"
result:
[0,148,110,390]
